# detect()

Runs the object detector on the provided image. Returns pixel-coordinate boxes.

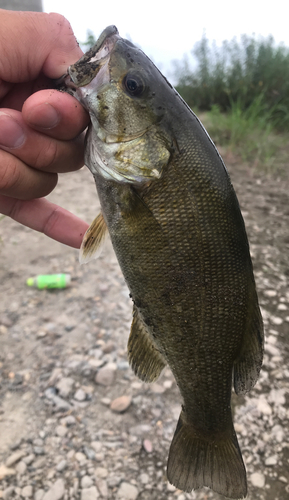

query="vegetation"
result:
[174,34,289,170]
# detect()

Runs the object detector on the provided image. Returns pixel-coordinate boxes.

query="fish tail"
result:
[167,410,247,499]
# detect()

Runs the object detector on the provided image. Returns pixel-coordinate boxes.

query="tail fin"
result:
[167,411,247,499]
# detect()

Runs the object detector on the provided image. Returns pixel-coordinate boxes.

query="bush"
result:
[174,34,289,131]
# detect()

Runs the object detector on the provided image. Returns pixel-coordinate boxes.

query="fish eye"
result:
[123,73,145,97]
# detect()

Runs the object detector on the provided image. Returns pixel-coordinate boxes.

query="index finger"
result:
[0,10,82,82]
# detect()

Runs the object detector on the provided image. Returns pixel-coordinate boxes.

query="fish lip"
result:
[68,25,120,89]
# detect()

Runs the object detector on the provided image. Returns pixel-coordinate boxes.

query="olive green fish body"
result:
[61,26,263,499]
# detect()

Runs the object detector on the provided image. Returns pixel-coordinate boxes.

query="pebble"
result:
[81,487,99,500]
[3,487,14,500]
[81,476,93,488]
[140,473,149,484]
[55,426,68,438]
[95,467,108,479]
[265,455,278,466]
[6,450,26,467]
[21,485,33,498]
[95,479,108,498]
[257,398,272,415]
[34,490,45,500]
[143,439,153,453]
[117,482,138,500]
[74,389,86,402]
[34,447,45,456]
[55,460,67,472]
[15,461,27,475]
[42,479,65,500]
[250,472,265,488]
[270,316,283,325]
[75,452,86,463]
[95,367,116,386]
[110,395,132,413]
[60,415,76,427]
[56,377,75,398]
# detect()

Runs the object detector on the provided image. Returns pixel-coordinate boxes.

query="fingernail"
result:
[0,112,26,149]
[26,103,60,129]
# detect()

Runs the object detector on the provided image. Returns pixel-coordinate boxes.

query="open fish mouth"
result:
[57,25,120,95]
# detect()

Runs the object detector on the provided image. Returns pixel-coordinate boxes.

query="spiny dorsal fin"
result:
[128,305,166,382]
[79,212,108,264]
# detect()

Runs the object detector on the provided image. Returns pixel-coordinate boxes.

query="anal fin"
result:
[79,213,108,264]
[128,306,166,382]
[234,290,264,394]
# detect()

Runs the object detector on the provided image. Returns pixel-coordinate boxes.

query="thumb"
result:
[0,10,83,82]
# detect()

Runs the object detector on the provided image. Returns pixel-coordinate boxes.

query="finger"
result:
[0,11,82,83]
[0,110,85,174]
[0,148,58,200]
[22,89,90,140]
[0,195,89,248]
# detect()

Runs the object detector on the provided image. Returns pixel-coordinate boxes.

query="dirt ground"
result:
[0,147,288,500]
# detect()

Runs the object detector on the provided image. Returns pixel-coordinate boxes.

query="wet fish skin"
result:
[61,27,264,499]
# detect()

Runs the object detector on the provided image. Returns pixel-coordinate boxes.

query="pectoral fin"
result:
[79,213,108,264]
[128,305,166,382]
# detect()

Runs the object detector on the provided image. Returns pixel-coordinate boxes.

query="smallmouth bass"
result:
[59,26,264,499]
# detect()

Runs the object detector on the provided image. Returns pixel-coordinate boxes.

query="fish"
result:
[59,25,264,499]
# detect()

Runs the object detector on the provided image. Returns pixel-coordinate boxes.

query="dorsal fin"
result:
[79,212,108,264]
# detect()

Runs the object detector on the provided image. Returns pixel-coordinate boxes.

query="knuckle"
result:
[0,159,20,193]
[34,140,58,171]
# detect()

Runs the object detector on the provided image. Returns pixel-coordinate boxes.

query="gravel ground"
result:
[0,150,288,500]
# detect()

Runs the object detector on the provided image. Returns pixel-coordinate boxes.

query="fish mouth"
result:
[56,25,120,94]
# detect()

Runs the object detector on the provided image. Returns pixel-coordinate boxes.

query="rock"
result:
[52,396,71,412]
[250,472,265,488]
[55,425,68,438]
[265,455,278,466]
[0,464,16,480]
[10,439,22,451]
[6,450,26,467]
[95,367,116,386]
[75,452,86,463]
[15,460,27,475]
[117,482,138,500]
[257,398,272,415]
[56,377,75,398]
[60,415,76,427]
[81,476,93,488]
[74,389,86,402]
[81,487,99,500]
[33,446,45,456]
[143,439,153,453]
[110,395,132,413]
[34,490,45,500]
[3,487,14,500]
[95,479,108,498]
[140,473,149,484]
[55,459,67,472]
[23,454,35,465]
[83,447,96,461]
[42,479,65,500]
[21,485,33,498]
[95,467,108,479]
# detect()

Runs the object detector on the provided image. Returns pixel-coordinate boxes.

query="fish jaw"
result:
[59,26,172,185]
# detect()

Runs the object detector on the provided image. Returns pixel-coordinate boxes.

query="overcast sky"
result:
[43,0,289,79]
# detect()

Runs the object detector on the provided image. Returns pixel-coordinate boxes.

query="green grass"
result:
[199,98,287,174]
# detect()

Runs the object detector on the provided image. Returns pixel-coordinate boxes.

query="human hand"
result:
[0,9,90,248]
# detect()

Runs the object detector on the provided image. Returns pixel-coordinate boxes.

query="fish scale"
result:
[59,25,264,499]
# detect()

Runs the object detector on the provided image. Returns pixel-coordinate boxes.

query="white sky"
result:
[43,0,289,79]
